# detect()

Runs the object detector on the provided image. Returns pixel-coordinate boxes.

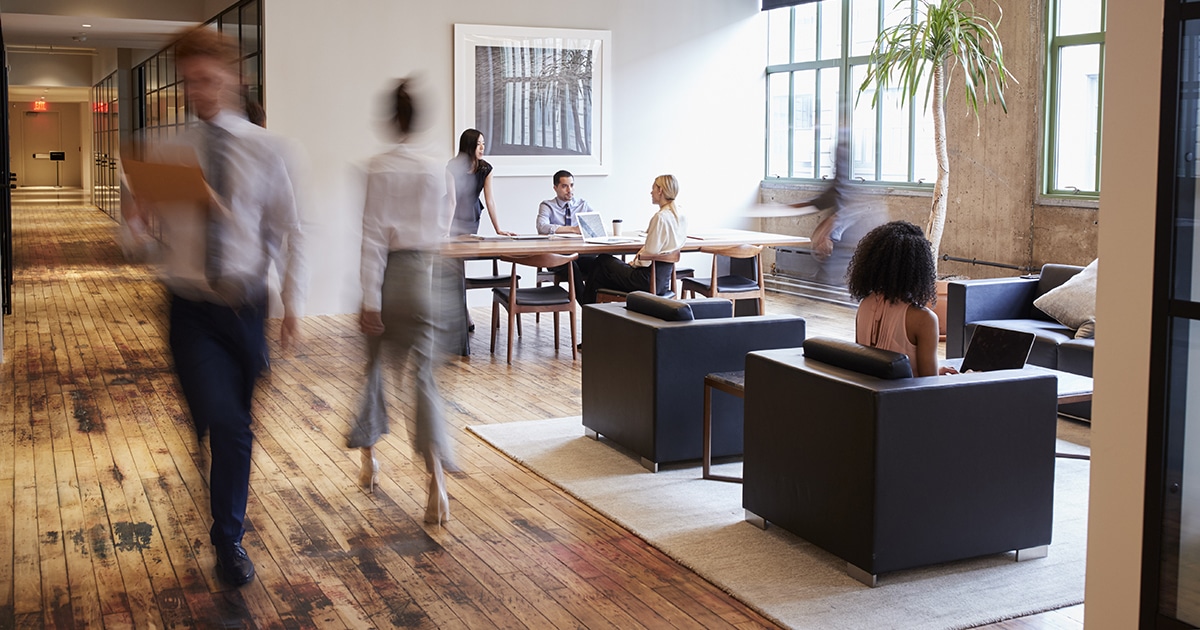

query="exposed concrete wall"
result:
[1032,203,1100,268]
[759,0,1099,280]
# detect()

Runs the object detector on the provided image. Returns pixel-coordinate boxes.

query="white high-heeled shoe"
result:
[359,447,378,493]
[424,459,449,525]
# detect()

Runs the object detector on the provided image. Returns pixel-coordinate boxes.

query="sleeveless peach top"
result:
[855,293,917,360]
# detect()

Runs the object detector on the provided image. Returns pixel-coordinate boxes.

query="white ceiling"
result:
[1,13,195,50]
[1,10,196,102]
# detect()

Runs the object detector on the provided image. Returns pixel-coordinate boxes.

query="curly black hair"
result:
[845,220,937,306]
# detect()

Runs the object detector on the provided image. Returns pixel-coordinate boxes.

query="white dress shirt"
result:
[360,143,447,312]
[152,110,308,316]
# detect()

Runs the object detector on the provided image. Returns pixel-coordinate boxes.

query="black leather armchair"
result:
[743,338,1058,586]
[581,292,806,471]
[946,264,1093,418]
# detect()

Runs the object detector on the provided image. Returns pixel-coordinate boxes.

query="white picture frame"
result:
[454,24,612,177]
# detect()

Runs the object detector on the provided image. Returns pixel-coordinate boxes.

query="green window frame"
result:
[1043,0,1106,197]
[765,0,934,186]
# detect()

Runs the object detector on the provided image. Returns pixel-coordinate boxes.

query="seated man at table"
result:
[537,169,597,298]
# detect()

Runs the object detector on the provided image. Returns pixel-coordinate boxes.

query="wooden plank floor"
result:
[0,200,1081,629]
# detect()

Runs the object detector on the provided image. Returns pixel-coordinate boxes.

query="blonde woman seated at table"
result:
[580,174,687,304]
[846,220,956,377]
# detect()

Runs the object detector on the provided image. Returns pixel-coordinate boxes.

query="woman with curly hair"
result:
[846,220,956,377]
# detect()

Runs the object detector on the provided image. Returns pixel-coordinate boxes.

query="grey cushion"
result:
[688,298,734,320]
[802,337,913,380]
[1032,259,1097,338]
[626,291,694,321]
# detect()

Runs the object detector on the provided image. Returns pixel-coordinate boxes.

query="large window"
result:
[1044,0,1105,196]
[766,0,935,184]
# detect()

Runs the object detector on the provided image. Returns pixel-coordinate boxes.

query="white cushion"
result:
[1033,259,1098,339]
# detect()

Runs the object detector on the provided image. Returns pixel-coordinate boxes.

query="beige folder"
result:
[120,157,214,206]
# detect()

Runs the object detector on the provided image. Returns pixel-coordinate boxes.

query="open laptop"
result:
[959,325,1036,372]
[576,212,639,244]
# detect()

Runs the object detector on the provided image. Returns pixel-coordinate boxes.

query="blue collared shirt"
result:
[537,196,594,234]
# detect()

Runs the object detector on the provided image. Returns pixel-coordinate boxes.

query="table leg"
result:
[703,383,713,479]
[703,379,743,483]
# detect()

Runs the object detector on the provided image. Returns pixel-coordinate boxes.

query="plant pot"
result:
[933,279,950,341]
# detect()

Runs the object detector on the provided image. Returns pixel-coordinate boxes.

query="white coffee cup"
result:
[612,219,623,236]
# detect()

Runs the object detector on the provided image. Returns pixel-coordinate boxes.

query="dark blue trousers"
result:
[169,294,267,545]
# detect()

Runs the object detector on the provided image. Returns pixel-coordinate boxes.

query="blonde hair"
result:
[654,174,680,214]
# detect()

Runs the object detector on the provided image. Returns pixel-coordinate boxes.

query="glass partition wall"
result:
[90,72,120,221]
[132,0,262,140]
[89,0,262,218]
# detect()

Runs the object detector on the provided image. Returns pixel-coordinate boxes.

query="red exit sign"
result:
[32,100,48,112]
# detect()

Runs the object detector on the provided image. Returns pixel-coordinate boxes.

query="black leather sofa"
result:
[743,338,1058,586]
[946,264,1093,419]
[581,292,806,471]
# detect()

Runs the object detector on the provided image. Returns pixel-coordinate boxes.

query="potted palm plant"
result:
[859,0,1015,266]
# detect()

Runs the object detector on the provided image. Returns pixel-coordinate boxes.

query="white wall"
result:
[1084,0,1161,626]
[264,0,765,316]
[8,52,93,87]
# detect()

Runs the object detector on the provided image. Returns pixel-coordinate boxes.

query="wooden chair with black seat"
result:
[491,253,579,364]
[595,249,682,303]
[534,266,563,322]
[680,244,766,314]
[465,258,518,334]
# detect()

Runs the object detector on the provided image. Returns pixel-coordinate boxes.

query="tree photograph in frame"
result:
[454,24,612,176]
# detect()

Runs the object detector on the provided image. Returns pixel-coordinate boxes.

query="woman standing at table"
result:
[352,79,457,523]
[581,174,687,304]
[440,129,514,353]
[447,129,513,237]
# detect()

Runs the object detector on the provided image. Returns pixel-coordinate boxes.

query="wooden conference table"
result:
[440,228,811,259]
[438,228,809,356]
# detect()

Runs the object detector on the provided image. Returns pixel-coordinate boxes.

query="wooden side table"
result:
[703,371,746,483]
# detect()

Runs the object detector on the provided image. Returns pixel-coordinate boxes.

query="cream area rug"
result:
[468,417,1090,630]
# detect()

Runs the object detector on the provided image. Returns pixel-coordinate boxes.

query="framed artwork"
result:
[454,24,612,176]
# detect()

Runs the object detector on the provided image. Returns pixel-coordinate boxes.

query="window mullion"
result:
[909,87,917,183]
[789,5,796,64]
[814,69,822,179]
[1094,41,1105,191]
[789,71,796,177]
[1046,39,1061,193]
[788,7,796,177]
[874,0,885,181]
